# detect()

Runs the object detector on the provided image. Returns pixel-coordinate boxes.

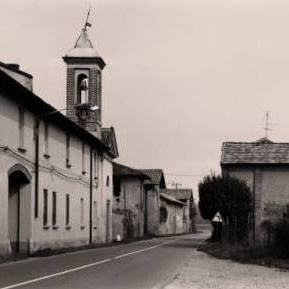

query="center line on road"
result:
[0,258,111,289]
[0,240,175,289]
[114,241,174,259]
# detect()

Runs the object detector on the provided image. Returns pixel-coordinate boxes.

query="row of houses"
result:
[0,24,194,256]
[112,163,195,241]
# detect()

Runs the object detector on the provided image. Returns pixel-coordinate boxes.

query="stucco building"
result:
[221,137,289,243]
[112,163,149,241]
[0,25,118,256]
[158,193,186,235]
[161,189,195,233]
[140,169,166,236]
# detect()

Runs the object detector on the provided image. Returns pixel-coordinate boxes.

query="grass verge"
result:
[198,240,289,270]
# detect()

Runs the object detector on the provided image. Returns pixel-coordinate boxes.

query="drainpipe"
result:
[34,118,39,219]
[89,147,93,245]
[252,168,256,242]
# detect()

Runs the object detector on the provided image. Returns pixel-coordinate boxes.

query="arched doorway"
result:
[8,164,31,255]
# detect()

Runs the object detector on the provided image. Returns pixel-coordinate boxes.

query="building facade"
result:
[221,137,289,244]
[112,163,149,241]
[161,188,195,233]
[158,193,185,235]
[140,169,166,236]
[0,26,118,256]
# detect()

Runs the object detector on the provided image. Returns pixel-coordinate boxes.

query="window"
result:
[113,178,121,197]
[43,189,48,226]
[159,207,168,223]
[52,191,57,226]
[94,151,99,183]
[80,198,84,226]
[18,107,25,150]
[140,184,143,210]
[66,134,71,168]
[66,194,70,226]
[106,176,110,187]
[93,152,97,179]
[77,74,89,104]
[94,201,97,229]
[82,143,86,174]
[44,122,49,157]
[97,71,101,108]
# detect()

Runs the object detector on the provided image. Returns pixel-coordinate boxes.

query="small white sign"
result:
[212,211,223,223]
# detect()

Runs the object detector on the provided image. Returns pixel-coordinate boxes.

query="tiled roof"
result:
[221,138,289,165]
[160,193,185,206]
[101,127,119,158]
[161,189,193,201]
[139,169,166,186]
[0,62,32,78]
[113,163,150,179]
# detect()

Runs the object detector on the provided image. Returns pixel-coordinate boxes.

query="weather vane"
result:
[84,7,92,29]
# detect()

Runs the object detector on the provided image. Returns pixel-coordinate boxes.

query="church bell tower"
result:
[63,21,105,137]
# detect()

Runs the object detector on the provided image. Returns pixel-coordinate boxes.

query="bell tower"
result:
[63,21,105,137]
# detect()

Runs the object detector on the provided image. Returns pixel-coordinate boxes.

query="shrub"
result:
[272,218,289,258]
[198,174,252,242]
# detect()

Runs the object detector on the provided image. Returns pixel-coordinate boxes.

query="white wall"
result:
[0,92,114,255]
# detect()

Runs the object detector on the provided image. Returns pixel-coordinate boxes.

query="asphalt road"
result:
[0,232,209,289]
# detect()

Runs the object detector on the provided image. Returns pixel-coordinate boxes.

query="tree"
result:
[198,174,252,241]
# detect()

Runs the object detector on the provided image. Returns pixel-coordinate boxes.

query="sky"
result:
[2,0,289,197]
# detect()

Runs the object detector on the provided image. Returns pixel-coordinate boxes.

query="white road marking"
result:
[114,241,173,259]
[0,240,174,289]
[0,258,111,289]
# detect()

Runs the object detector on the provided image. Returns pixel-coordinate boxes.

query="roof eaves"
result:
[0,70,111,155]
[0,61,33,79]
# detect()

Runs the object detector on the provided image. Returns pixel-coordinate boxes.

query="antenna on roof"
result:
[263,111,272,138]
[84,6,92,29]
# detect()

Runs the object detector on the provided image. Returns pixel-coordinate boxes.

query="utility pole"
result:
[170,182,182,189]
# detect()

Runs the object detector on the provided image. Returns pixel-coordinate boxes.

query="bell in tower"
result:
[63,18,105,137]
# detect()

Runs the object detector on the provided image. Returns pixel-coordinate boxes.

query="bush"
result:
[273,219,289,258]
[198,174,252,242]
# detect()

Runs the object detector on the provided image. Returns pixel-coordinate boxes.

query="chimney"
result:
[7,64,20,71]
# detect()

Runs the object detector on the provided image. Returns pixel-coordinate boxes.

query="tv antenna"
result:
[263,111,272,138]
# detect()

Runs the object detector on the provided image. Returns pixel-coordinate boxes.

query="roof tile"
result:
[221,138,289,164]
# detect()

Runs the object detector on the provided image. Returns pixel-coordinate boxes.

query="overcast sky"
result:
[2,0,289,196]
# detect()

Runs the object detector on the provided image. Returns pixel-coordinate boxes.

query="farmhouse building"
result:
[221,137,289,243]
[140,169,166,236]
[161,188,195,233]
[112,163,149,241]
[158,193,186,235]
[0,26,118,256]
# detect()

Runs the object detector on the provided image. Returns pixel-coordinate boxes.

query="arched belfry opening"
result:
[8,164,31,255]
[77,73,89,104]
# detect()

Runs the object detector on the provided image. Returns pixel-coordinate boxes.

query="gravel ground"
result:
[165,238,289,289]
